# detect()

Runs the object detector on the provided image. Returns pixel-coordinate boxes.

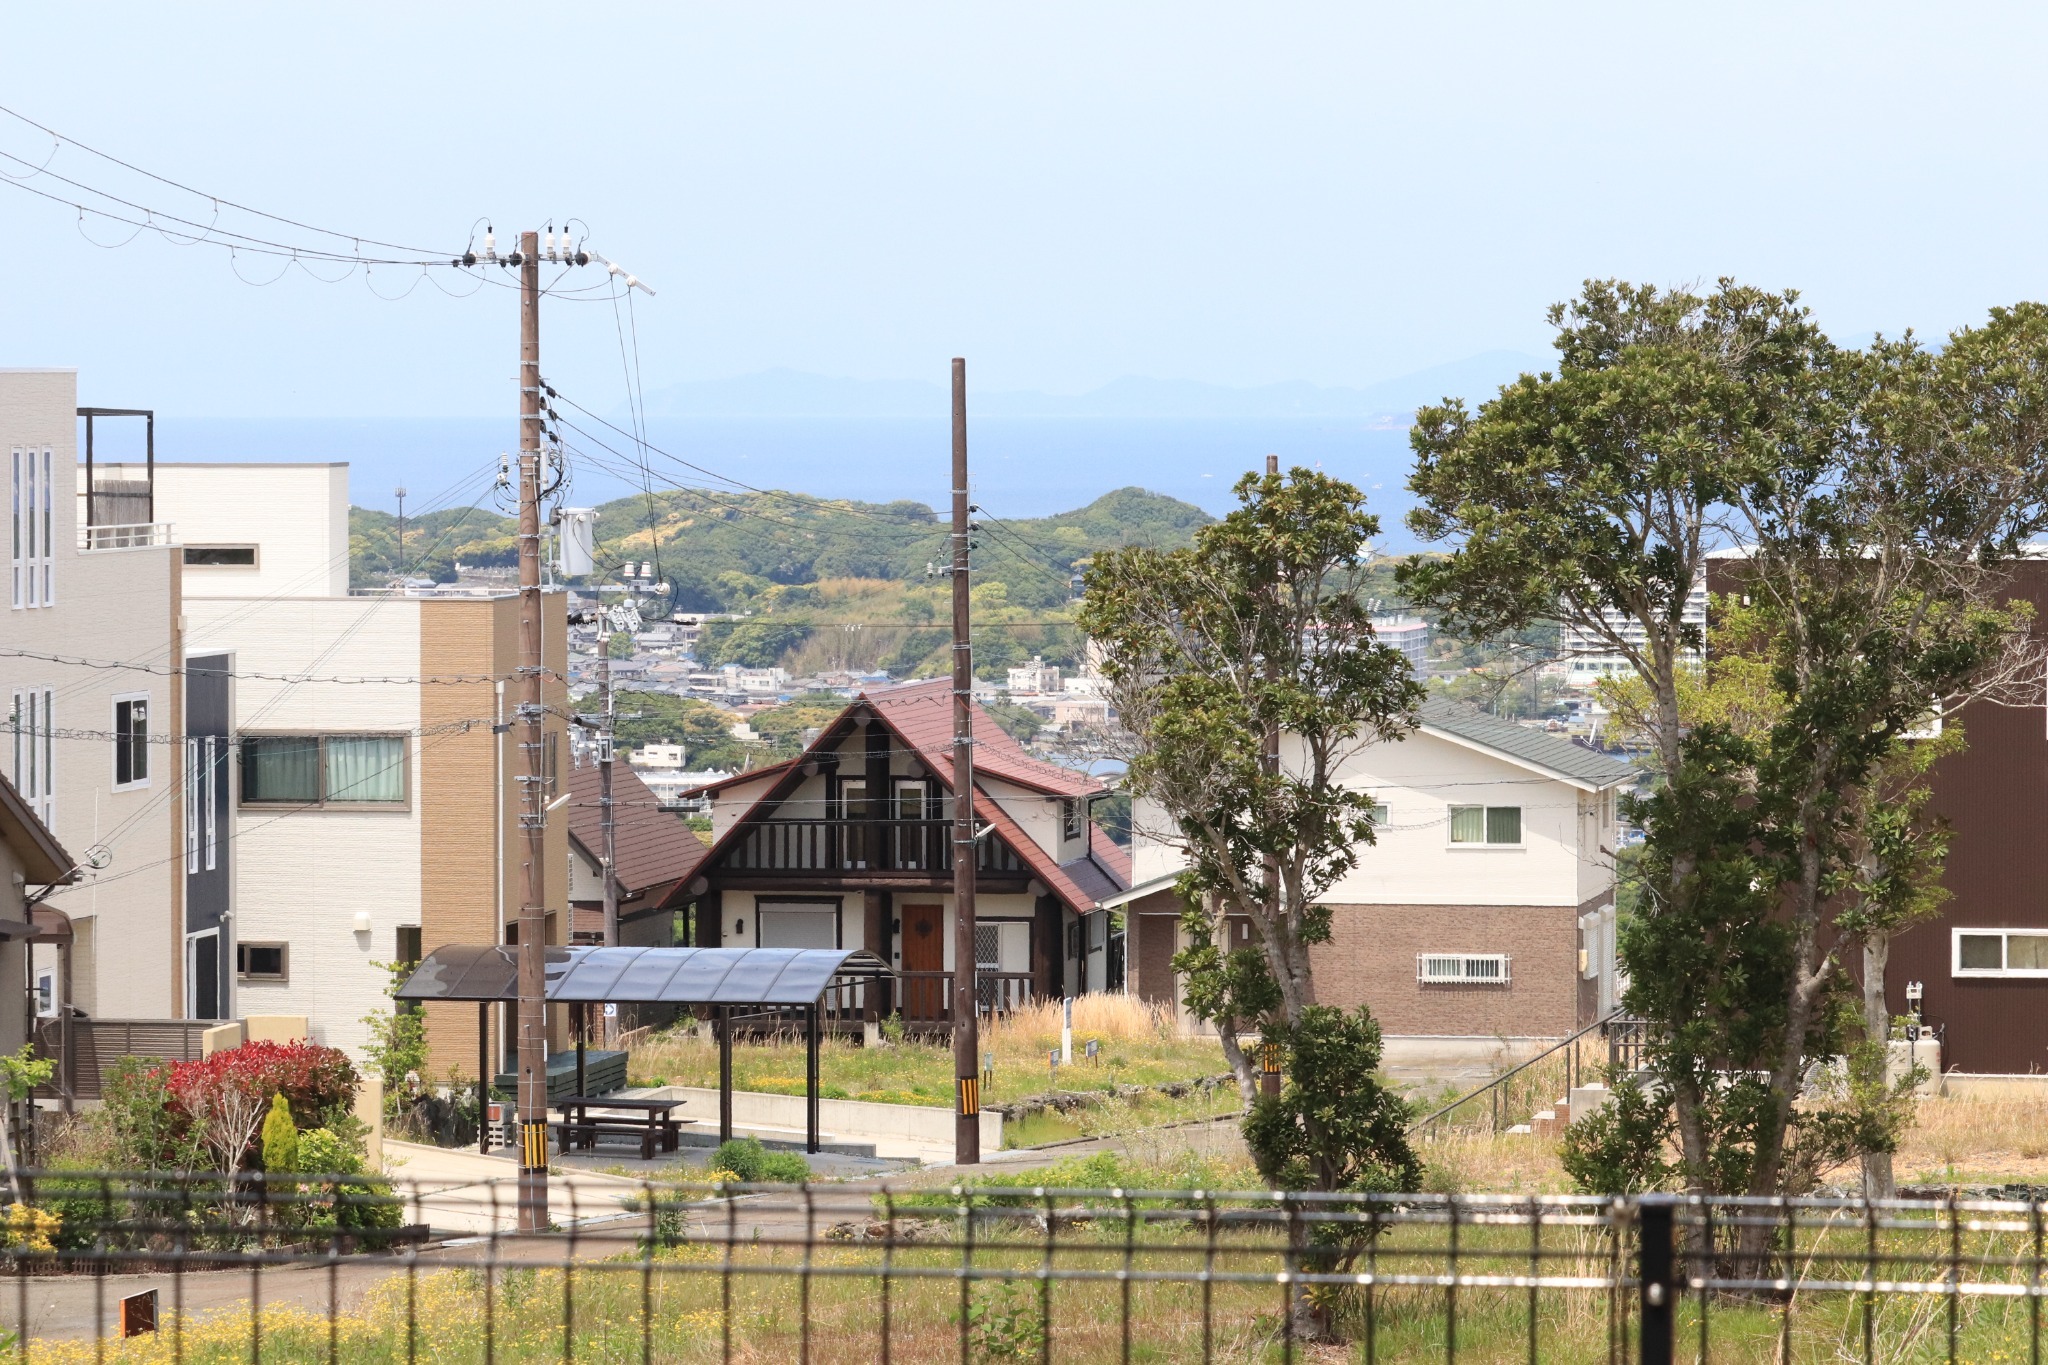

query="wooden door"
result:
[901,902,946,1021]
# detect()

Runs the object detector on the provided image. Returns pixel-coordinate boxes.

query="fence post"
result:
[1638,1195,1677,1365]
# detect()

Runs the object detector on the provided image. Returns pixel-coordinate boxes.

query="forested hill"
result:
[349,485,1209,612]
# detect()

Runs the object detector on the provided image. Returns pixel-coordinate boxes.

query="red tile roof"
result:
[862,679,1104,798]
[565,760,709,910]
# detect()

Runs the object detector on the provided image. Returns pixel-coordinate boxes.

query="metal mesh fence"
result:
[0,1173,2041,1362]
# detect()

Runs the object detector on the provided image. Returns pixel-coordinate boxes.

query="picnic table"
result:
[551,1095,690,1160]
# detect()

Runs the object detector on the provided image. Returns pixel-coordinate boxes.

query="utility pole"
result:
[599,608,620,1046]
[393,484,408,576]
[950,357,981,1165]
[514,230,550,1232]
[1260,453,1282,1099]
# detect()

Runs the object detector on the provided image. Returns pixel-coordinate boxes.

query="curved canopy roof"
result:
[394,945,890,1007]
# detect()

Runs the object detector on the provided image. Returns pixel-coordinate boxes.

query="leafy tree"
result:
[699,619,812,669]
[1080,467,1423,1109]
[606,631,634,660]
[1241,1006,1418,1340]
[1408,281,2048,1247]
[611,692,747,770]
[983,700,1045,742]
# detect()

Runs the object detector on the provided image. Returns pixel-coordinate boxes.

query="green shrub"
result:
[260,1093,299,1174]
[709,1137,809,1183]
[296,1127,404,1231]
[1559,1070,1679,1194]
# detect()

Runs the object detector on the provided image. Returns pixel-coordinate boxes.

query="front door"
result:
[901,902,946,1021]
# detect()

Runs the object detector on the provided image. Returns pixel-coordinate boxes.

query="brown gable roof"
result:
[565,760,708,909]
[681,683,1129,913]
[863,679,1103,798]
[0,772,73,886]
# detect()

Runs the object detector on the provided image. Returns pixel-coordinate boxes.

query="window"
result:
[1448,805,1522,845]
[113,695,150,787]
[9,688,54,826]
[1417,953,1512,985]
[1366,803,1390,827]
[239,734,407,806]
[34,971,52,1017]
[236,942,288,981]
[183,736,219,870]
[11,447,53,609]
[1954,929,2048,977]
[183,545,258,567]
[396,926,422,967]
[1061,798,1083,843]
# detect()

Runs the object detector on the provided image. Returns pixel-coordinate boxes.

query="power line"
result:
[0,646,559,687]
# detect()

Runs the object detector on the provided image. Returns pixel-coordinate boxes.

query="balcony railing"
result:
[895,970,1036,1023]
[78,522,172,551]
[722,818,1028,875]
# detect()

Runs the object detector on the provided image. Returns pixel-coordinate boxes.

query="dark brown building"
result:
[1708,557,2048,1075]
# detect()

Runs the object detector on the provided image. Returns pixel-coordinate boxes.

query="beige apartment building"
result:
[146,463,567,1074]
[2,369,183,1026]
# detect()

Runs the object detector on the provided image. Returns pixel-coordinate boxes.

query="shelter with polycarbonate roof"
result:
[396,945,890,1153]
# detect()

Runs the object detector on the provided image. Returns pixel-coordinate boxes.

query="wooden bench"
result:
[554,1120,666,1160]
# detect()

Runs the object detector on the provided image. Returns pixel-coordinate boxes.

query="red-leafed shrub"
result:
[163,1042,359,1171]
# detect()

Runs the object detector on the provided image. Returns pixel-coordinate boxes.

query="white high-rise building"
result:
[1558,579,1708,682]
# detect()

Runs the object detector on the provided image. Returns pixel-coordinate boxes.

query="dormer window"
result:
[1061,798,1083,842]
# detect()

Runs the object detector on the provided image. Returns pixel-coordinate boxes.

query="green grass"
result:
[36,1204,2048,1363]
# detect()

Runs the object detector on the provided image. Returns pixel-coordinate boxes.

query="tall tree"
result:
[1408,283,2048,1236]
[1404,279,1834,1189]
[1079,468,1423,1099]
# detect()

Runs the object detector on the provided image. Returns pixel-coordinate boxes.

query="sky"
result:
[5,3,2048,428]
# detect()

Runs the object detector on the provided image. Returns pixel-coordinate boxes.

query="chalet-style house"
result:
[1115,699,1631,1057]
[685,679,1131,1025]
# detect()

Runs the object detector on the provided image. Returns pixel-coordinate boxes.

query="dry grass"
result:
[1896,1089,2048,1186]
[627,996,1228,1112]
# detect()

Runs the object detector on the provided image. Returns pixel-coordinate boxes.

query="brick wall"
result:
[1311,902,1580,1038]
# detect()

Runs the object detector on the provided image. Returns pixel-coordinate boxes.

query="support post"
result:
[574,1003,587,1099]
[949,357,981,1166]
[478,1002,490,1155]
[83,413,94,529]
[513,229,551,1230]
[1638,1196,1677,1365]
[717,1006,733,1144]
[806,1004,821,1154]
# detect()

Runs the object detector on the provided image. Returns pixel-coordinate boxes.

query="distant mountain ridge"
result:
[632,351,1544,421]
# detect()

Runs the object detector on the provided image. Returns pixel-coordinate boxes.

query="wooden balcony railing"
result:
[893,970,1036,1024]
[723,818,1028,875]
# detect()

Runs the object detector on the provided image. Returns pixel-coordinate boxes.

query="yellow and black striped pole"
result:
[1261,1041,1282,1098]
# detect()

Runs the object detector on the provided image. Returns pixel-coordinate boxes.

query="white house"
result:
[1117,699,1631,1050]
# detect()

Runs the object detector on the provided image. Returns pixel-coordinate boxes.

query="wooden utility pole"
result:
[1260,453,1281,1099]
[599,618,621,1045]
[950,357,981,1165]
[514,230,550,1231]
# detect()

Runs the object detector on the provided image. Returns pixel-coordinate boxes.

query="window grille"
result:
[1417,953,1512,985]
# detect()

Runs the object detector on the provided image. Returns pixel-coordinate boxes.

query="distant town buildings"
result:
[1371,615,1432,671]
[1006,656,1062,695]
[1558,579,1709,680]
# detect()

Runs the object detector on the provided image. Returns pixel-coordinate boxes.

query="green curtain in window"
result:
[243,736,319,802]
[326,736,404,802]
[1449,806,1485,843]
[1486,807,1522,844]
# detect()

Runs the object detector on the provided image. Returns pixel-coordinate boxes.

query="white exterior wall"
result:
[568,840,604,903]
[983,775,1075,865]
[184,595,424,1060]
[1130,727,1609,910]
[1317,728,1592,906]
[147,463,350,599]
[1,370,180,1020]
